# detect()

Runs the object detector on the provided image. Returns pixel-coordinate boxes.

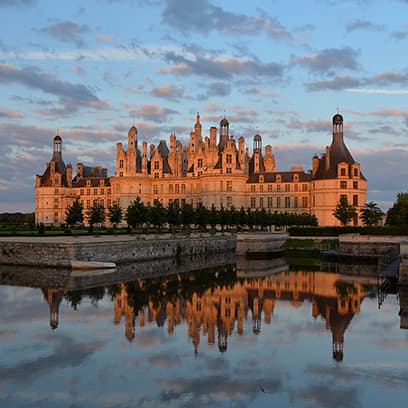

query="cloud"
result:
[130,103,178,123]
[283,118,331,133]
[0,107,22,118]
[72,64,85,75]
[150,84,184,100]
[292,383,360,408]
[346,88,408,95]
[391,30,408,40]
[161,0,292,41]
[202,81,231,97]
[292,47,361,74]
[369,71,408,86]
[0,63,109,114]
[40,21,90,47]
[160,52,284,80]
[306,75,363,91]
[346,20,384,33]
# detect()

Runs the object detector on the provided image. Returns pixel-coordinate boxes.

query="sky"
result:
[0,0,407,213]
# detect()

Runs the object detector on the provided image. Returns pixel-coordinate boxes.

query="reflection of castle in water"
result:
[112,270,372,361]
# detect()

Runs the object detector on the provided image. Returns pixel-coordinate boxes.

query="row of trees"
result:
[63,191,408,231]
[65,197,318,232]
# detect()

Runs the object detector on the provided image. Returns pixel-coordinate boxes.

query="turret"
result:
[219,117,229,148]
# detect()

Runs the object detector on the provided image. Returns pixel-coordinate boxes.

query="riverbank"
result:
[0,233,236,267]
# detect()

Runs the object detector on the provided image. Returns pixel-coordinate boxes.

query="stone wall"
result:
[338,240,400,259]
[0,235,236,267]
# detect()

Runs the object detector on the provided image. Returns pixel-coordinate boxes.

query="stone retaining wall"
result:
[0,235,236,267]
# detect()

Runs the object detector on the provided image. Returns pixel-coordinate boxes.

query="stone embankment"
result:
[0,234,236,268]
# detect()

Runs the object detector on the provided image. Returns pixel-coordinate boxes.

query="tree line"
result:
[64,197,318,232]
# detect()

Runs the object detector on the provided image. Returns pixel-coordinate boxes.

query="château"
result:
[35,112,366,226]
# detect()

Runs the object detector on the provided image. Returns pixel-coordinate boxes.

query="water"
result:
[0,258,407,408]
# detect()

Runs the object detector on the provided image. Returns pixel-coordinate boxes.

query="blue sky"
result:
[0,0,407,212]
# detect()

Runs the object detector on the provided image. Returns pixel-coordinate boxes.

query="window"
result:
[86,188,91,195]
[181,184,186,193]
[107,188,111,195]
[354,168,359,177]
[119,172,123,177]
[259,197,264,208]
[197,158,203,168]
[119,160,124,168]
[250,197,256,208]
[294,174,299,182]
[353,181,358,189]
[268,184,273,192]
[227,181,232,192]
[154,172,159,179]
[100,188,104,195]
[302,184,308,191]
[86,200,90,208]
[267,197,273,208]
[340,168,346,176]
[226,154,232,164]
[353,195,358,206]
[276,175,281,182]
[175,184,179,194]
[285,197,290,208]
[285,184,290,192]
[226,196,232,208]
[226,167,232,174]
[154,161,160,170]
[340,181,347,189]
[153,185,159,194]
[294,196,298,208]
[260,185,263,193]
[94,188,98,195]
[54,188,59,194]
[302,196,308,208]
[251,185,256,192]
[294,184,298,192]
[277,184,281,192]
[276,197,281,208]
[80,189,84,195]
[169,184,173,194]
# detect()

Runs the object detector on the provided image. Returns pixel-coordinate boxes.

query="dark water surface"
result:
[0,257,407,408]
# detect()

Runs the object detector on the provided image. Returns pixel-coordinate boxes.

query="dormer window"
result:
[259,175,264,183]
[276,174,281,182]
[293,174,299,182]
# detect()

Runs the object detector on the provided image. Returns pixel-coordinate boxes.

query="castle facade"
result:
[35,112,366,226]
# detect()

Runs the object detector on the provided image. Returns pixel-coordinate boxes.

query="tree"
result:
[148,199,167,232]
[86,200,105,233]
[195,202,209,231]
[166,201,181,234]
[360,201,384,226]
[386,192,408,225]
[108,201,123,230]
[181,203,195,231]
[332,196,356,226]
[126,197,147,229]
[209,204,219,231]
[65,198,83,227]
